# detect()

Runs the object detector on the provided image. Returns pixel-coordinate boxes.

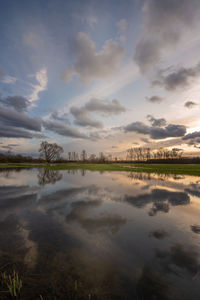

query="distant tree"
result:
[39,141,63,163]
[89,154,97,162]
[99,152,106,162]
[81,149,87,161]
[68,152,72,161]
[126,148,135,160]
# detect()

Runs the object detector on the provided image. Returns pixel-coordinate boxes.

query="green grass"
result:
[1,162,200,176]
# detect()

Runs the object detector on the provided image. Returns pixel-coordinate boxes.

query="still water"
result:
[0,168,200,299]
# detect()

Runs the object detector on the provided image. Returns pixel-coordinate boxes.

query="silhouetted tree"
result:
[39,141,63,163]
[81,149,87,161]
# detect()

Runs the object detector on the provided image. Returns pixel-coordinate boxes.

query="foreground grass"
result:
[1,162,200,176]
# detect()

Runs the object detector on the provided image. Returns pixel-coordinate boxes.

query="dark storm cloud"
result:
[182,131,200,148]
[184,101,197,109]
[124,118,186,140]
[150,124,186,139]
[0,96,30,112]
[134,0,200,72]
[124,121,150,135]
[0,125,43,139]
[0,106,41,131]
[0,101,43,138]
[147,115,166,127]
[70,98,126,128]
[152,63,200,91]
[182,131,200,140]
[43,120,88,139]
[145,96,165,103]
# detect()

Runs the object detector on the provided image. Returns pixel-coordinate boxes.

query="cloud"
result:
[0,125,43,139]
[124,189,190,216]
[0,106,41,132]
[184,101,197,109]
[1,75,17,84]
[145,95,165,103]
[147,115,166,127]
[70,98,126,128]
[182,131,200,140]
[134,0,200,72]
[43,120,88,139]
[150,124,186,139]
[70,107,103,128]
[51,111,70,123]
[124,118,186,140]
[86,16,98,29]
[117,19,127,42]
[67,198,126,234]
[0,143,19,151]
[140,137,149,143]
[152,62,200,91]
[28,67,48,102]
[62,32,125,84]
[0,96,30,112]
[124,121,150,135]
[182,131,200,147]
[84,98,126,114]
[191,225,200,234]
[149,229,169,240]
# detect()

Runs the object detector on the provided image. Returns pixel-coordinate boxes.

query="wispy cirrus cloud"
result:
[1,75,17,84]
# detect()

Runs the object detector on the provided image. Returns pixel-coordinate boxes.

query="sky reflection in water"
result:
[0,168,200,299]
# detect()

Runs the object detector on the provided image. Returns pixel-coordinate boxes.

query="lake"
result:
[0,168,200,299]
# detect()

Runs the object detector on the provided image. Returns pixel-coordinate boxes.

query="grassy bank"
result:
[1,162,200,176]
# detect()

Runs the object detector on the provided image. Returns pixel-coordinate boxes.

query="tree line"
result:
[38,141,112,163]
[126,147,183,161]
[1,140,198,164]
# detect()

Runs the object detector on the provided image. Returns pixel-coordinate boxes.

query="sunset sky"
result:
[1,0,200,157]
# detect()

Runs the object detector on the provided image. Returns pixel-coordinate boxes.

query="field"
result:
[1,162,200,176]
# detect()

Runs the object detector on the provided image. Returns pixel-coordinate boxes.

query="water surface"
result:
[0,168,200,299]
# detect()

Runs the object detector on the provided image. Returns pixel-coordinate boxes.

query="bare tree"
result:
[68,152,72,161]
[81,149,87,161]
[39,141,63,163]
[99,152,106,162]
[126,148,135,160]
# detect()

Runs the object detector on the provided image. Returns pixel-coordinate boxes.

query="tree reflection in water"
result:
[37,169,63,186]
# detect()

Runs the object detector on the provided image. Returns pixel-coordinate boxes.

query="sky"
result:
[1,0,200,158]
